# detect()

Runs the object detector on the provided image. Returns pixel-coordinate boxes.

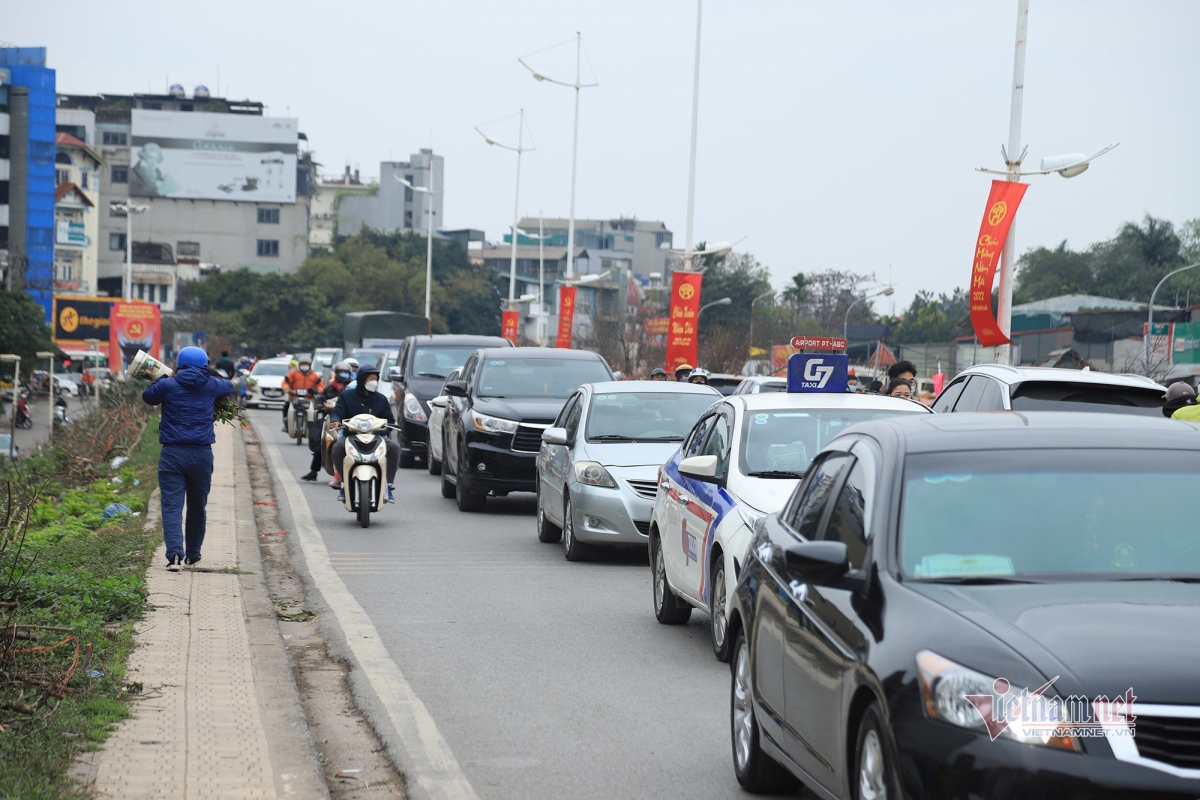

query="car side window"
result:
[683,415,717,459]
[554,394,579,428]
[785,453,851,539]
[974,377,1007,412]
[951,376,986,412]
[563,396,584,442]
[461,356,477,386]
[701,412,732,475]
[932,378,966,413]
[820,456,871,569]
[398,342,410,374]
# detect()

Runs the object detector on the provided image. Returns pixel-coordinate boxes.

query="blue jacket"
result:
[143,367,235,446]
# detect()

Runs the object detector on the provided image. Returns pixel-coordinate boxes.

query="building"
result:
[57,86,314,297]
[309,165,375,251]
[336,151,443,238]
[53,132,104,295]
[0,46,57,321]
[511,216,672,284]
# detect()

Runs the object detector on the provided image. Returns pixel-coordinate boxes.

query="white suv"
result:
[932,365,1165,416]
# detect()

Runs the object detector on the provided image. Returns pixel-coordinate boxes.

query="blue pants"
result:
[159,445,214,561]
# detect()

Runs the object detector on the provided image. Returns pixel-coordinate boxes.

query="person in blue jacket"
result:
[142,346,235,571]
[330,363,399,504]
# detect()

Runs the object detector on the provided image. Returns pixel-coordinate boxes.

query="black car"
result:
[729,412,1200,799]
[387,335,512,468]
[440,347,613,512]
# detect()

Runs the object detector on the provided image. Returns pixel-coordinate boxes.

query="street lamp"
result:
[476,111,534,309]
[84,338,102,402]
[843,287,895,343]
[394,172,442,332]
[1145,262,1200,375]
[748,289,775,359]
[515,214,551,346]
[520,33,598,279]
[698,297,731,318]
[111,200,148,301]
[0,354,19,458]
[36,351,55,438]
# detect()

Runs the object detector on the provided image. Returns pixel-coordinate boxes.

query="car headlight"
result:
[403,392,427,422]
[738,504,766,530]
[916,651,1079,751]
[574,461,617,488]
[471,411,519,434]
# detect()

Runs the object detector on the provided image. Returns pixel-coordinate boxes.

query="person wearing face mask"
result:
[329,364,400,503]
[281,355,324,431]
[301,362,354,481]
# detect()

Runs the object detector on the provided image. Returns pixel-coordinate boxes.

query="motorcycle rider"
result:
[301,361,353,481]
[281,355,323,431]
[54,394,71,423]
[15,392,31,427]
[330,364,400,504]
[649,368,668,381]
[688,367,711,385]
[674,363,693,382]
[214,350,236,379]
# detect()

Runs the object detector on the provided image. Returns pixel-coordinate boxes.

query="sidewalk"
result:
[71,423,328,799]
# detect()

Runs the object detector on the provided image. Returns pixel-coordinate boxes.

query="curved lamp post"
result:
[748,289,775,359]
[394,174,442,332]
[843,287,895,344]
[1145,262,1200,374]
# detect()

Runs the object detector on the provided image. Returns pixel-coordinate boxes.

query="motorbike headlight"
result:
[404,392,427,422]
[471,411,519,435]
[574,461,617,488]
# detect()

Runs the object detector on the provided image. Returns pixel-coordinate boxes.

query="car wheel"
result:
[652,535,691,625]
[562,494,589,561]
[440,432,456,499]
[710,559,733,662]
[854,702,897,800]
[731,631,793,793]
[455,446,486,512]
[536,478,562,543]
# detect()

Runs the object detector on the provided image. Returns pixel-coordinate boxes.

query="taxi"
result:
[649,352,932,661]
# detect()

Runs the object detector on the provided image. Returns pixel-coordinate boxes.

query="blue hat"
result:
[356,363,380,382]
[177,346,209,370]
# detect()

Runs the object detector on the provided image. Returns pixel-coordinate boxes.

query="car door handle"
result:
[676,494,690,505]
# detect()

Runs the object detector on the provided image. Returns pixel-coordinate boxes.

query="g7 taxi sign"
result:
[787,353,849,393]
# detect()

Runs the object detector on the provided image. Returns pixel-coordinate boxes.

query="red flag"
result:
[555,286,577,349]
[665,272,703,372]
[969,180,1029,347]
[501,310,519,344]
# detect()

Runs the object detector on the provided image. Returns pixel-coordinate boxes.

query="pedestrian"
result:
[80,366,96,399]
[649,368,668,381]
[1162,382,1200,420]
[867,379,884,394]
[142,346,235,571]
[883,378,913,399]
[846,369,859,392]
[888,359,917,386]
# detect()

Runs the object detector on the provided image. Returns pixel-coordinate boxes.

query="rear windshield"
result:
[477,357,610,398]
[739,406,926,476]
[251,363,289,377]
[585,392,716,442]
[1010,380,1163,416]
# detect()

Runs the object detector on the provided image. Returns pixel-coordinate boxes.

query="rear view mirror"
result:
[542,427,569,446]
[429,396,448,409]
[679,454,719,480]
[444,380,468,398]
[784,540,862,589]
[387,367,403,382]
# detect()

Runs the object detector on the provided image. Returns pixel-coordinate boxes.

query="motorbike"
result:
[286,389,315,445]
[54,399,71,424]
[14,394,32,430]
[338,413,394,528]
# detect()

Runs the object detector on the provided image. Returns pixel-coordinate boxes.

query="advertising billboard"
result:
[110,301,162,374]
[53,296,112,344]
[130,109,298,203]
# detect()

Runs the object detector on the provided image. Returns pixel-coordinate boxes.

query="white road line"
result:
[259,431,479,800]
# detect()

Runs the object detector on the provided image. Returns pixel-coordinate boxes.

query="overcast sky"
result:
[7,0,1198,314]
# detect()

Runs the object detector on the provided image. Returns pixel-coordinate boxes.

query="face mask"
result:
[300,365,310,373]
[364,380,379,393]
[337,373,350,382]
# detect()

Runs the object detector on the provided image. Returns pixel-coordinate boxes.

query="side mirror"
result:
[541,427,569,446]
[784,540,853,586]
[444,380,468,398]
[679,454,719,481]
[387,367,403,382]
[429,395,448,409]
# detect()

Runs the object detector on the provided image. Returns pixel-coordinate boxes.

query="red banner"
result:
[665,272,703,372]
[555,286,577,349]
[970,179,1029,347]
[790,336,847,351]
[501,310,520,344]
[110,301,161,373]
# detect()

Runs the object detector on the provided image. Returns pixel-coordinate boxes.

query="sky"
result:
[6,0,1198,315]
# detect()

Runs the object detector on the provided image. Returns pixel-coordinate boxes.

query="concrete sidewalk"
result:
[72,423,328,799]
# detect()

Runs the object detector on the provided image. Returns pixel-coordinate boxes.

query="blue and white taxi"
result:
[649,383,931,661]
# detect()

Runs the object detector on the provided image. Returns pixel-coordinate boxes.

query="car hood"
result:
[473,396,567,423]
[909,581,1200,703]
[582,441,681,468]
[252,375,285,388]
[406,376,446,402]
[729,475,801,515]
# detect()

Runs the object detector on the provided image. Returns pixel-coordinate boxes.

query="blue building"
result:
[0,47,56,322]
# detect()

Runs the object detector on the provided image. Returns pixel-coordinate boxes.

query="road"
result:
[252,409,794,800]
[1,393,91,458]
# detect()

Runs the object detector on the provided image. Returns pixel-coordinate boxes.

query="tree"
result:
[890,289,969,344]
[0,291,59,375]
[1014,241,1093,303]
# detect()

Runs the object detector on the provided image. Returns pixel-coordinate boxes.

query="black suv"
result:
[440,347,613,512]
[387,335,512,468]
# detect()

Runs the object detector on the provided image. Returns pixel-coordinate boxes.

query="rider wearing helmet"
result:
[1164,382,1200,420]
[281,355,324,430]
[330,364,401,503]
[688,367,711,385]
[301,361,355,482]
[674,363,694,382]
[650,367,668,381]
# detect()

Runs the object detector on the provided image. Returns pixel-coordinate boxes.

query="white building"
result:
[336,151,443,238]
[310,166,375,251]
[53,131,104,295]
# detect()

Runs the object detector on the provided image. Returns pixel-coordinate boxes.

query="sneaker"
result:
[184,555,201,568]
[330,479,343,489]
[166,554,182,572]
[386,484,395,504]
[301,471,318,481]
[337,489,346,503]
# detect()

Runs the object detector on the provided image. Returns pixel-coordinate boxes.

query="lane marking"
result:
[259,430,479,800]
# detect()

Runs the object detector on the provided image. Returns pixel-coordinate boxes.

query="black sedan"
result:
[729,412,1200,799]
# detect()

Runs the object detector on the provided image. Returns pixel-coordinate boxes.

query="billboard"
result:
[130,109,297,203]
[53,296,112,344]
[110,301,162,374]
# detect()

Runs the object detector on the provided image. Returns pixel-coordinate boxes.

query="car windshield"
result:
[352,351,387,368]
[251,362,290,377]
[477,357,610,398]
[900,449,1200,581]
[585,392,716,442]
[756,381,787,393]
[1009,381,1163,417]
[411,347,478,379]
[740,407,925,476]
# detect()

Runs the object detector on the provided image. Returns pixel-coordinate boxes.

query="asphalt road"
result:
[252,410,796,800]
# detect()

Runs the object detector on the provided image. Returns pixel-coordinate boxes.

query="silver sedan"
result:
[535,380,720,561]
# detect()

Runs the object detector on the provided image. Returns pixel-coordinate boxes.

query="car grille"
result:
[1133,715,1200,769]
[262,387,283,398]
[633,520,651,536]
[625,479,659,500]
[512,420,553,453]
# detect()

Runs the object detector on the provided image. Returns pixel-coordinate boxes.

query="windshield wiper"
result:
[417,372,447,378]
[914,576,1039,585]
[747,470,805,479]
[1110,575,1200,584]
[589,434,637,441]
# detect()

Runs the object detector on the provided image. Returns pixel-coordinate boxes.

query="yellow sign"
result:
[678,283,696,300]
[59,306,80,333]
[987,200,1008,226]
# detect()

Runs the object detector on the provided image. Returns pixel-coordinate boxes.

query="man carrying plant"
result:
[142,346,235,571]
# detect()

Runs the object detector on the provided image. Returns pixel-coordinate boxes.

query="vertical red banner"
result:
[969,179,1030,347]
[555,286,577,349]
[110,301,162,373]
[665,271,703,372]
[501,310,520,345]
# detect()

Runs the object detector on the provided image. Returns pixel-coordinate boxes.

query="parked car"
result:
[932,364,1164,415]
[652,392,932,662]
[0,434,18,459]
[732,376,787,395]
[707,373,745,395]
[440,347,613,512]
[425,367,462,476]
[388,334,512,469]
[52,374,79,397]
[245,358,292,408]
[535,381,719,560]
[730,411,1200,798]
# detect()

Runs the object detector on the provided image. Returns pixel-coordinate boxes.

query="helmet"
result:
[298,355,312,365]
[688,367,711,383]
[650,368,667,377]
[177,346,209,370]
[674,363,694,380]
[357,364,381,383]
[344,357,360,371]
[1166,382,1196,402]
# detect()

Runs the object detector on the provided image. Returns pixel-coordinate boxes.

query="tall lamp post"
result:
[515,214,551,346]
[1145,262,1200,375]
[84,338,101,404]
[476,111,534,309]
[748,289,775,362]
[37,351,55,439]
[843,287,895,343]
[112,200,148,301]
[520,33,597,279]
[394,172,442,333]
[698,297,731,320]
[1,354,19,458]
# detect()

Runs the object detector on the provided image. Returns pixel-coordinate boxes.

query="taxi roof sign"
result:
[790,336,847,351]
[787,353,850,393]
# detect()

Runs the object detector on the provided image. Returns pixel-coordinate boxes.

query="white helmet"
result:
[344,357,360,371]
